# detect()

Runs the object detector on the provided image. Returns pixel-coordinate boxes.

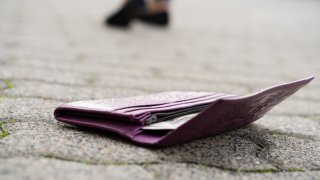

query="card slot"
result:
[142,104,209,125]
[128,94,235,116]
[142,113,198,130]
[54,109,138,124]
[154,105,207,121]
[155,104,207,117]
[56,113,143,139]
[113,93,221,112]
[58,112,172,144]
[119,94,226,113]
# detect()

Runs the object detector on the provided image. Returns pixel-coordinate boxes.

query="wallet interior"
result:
[55,106,207,142]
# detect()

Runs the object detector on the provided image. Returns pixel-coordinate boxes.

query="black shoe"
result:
[137,12,169,26]
[106,0,146,28]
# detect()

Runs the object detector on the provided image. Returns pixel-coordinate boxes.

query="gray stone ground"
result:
[0,0,320,179]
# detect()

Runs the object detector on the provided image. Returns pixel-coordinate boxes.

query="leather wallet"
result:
[54,76,314,147]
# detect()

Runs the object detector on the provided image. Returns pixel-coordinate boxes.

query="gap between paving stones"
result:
[1,94,68,102]
[0,71,253,92]
[0,119,16,139]
[2,79,14,89]
[2,78,173,97]
[0,79,14,94]
[237,134,284,171]
[4,62,301,91]
[0,78,155,93]
[233,130,320,171]
[0,79,13,98]
[0,155,313,174]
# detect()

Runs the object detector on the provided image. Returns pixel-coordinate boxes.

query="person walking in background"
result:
[106,0,170,28]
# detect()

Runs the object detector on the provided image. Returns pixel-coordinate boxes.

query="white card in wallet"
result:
[142,113,199,130]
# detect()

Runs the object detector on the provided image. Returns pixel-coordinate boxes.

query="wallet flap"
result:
[136,76,314,146]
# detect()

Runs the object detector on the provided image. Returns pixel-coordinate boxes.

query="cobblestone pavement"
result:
[1,0,320,179]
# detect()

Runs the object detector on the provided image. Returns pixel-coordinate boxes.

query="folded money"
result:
[54,76,314,147]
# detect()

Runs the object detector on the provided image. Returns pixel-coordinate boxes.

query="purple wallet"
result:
[54,76,314,147]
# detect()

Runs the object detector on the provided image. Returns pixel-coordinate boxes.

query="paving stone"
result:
[157,135,275,171]
[254,115,320,140]
[268,99,320,116]
[229,125,320,170]
[0,121,161,164]
[0,98,60,122]
[3,80,146,102]
[258,135,320,170]
[0,157,153,180]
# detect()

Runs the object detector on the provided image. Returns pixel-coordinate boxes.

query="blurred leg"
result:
[106,0,170,28]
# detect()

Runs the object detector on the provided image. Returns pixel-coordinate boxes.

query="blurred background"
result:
[1,0,319,100]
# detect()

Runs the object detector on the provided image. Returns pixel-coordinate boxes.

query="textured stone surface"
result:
[0,98,60,122]
[254,115,320,140]
[1,158,320,180]
[0,157,153,180]
[146,163,320,180]
[0,0,319,179]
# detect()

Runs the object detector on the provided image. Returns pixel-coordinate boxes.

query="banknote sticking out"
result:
[142,113,199,130]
